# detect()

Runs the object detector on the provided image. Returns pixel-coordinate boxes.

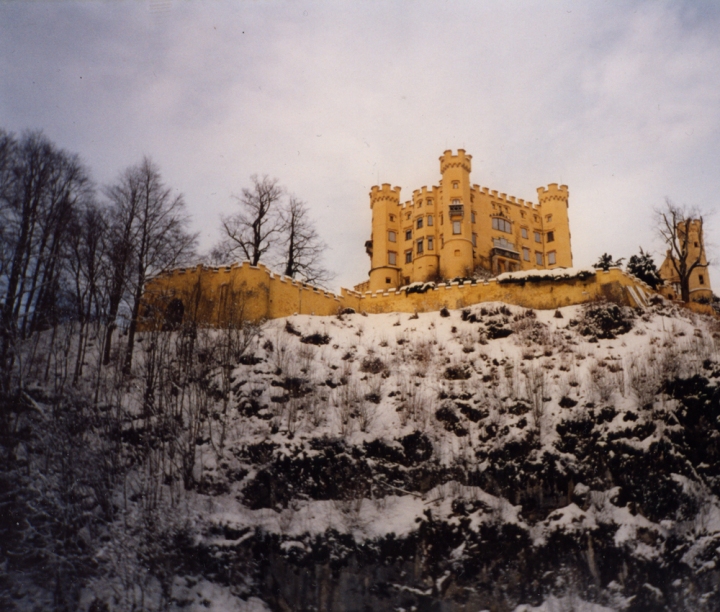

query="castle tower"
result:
[439,149,474,279]
[659,219,712,302]
[368,184,402,291]
[536,184,572,268]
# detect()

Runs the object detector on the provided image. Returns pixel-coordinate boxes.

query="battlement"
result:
[678,219,704,234]
[474,185,538,209]
[537,183,569,201]
[370,183,402,206]
[440,149,472,174]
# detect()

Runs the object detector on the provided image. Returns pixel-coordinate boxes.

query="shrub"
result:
[360,356,386,374]
[301,332,331,345]
[577,301,634,340]
[444,364,472,380]
[405,282,435,295]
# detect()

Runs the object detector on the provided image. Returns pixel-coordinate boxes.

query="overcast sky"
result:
[1,1,719,291]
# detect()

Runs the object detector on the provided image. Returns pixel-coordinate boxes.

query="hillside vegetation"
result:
[2,299,720,611]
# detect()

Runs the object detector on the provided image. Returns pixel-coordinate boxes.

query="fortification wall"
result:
[140,264,657,330]
[348,268,651,315]
[139,262,345,330]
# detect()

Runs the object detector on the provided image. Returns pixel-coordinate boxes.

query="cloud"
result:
[1,0,719,289]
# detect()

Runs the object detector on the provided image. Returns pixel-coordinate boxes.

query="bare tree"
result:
[102,158,197,373]
[280,195,333,286]
[0,131,91,391]
[657,200,709,303]
[65,201,108,384]
[217,175,283,265]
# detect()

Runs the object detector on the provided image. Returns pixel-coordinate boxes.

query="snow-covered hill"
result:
[5,299,720,611]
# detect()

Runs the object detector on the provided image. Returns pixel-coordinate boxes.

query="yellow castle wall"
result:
[138,262,345,331]
[353,268,646,315]
[140,264,654,330]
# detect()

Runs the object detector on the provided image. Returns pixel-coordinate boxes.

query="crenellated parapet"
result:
[474,184,538,209]
[440,149,472,174]
[537,184,569,204]
[369,183,402,207]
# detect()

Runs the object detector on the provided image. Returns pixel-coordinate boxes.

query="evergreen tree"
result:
[626,248,662,289]
[592,253,624,272]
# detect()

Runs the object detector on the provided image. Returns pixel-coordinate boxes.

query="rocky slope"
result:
[5,299,720,611]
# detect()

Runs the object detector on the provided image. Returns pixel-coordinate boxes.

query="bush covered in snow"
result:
[574,300,635,340]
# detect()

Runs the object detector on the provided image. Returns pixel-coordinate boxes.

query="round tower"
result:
[536,183,572,268]
[682,219,712,302]
[368,183,402,291]
[439,149,474,279]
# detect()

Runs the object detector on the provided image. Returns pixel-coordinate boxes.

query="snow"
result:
[497,267,597,282]
[514,595,617,612]
[170,578,270,612]
[14,292,720,610]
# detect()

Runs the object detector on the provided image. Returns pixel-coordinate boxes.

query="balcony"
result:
[492,237,520,261]
[448,204,464,218]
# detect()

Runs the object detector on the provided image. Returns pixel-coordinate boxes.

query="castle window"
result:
[695,242,699,247]
[548,251,556,265]
[534,215,540,223]
[406,212,411,220]
[546,214,553,223]
[452,221,461,235]
[523,247,530,261]
[386,277,391,284]
[534,231,542,243]
[521,227,529,239]
[521,211,526,219]
[389,214,396,222]
[440,234,444,247]
[453,182,459,189]
[547,231,554,242]
[388,251,397,265]
[405,229,412,241]
[440,213,444,225]
[388,231,396,242]
[700,275,705,285]
[405,250,412,264]
[492,217,512,233]
[427,215,434,226]
[427,199,432,206]
[417,239,424,254]
[452,199,460,206]
[427,237,434,250]
[472,233,477,247]
[471,211,476,223]
[535,252,543,265]
[416,217,423,229]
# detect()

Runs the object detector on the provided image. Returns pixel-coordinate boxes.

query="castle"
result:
[357,149,573,292]
[137,150,716,331]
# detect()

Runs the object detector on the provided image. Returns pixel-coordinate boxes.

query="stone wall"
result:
[139,263,655,330]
